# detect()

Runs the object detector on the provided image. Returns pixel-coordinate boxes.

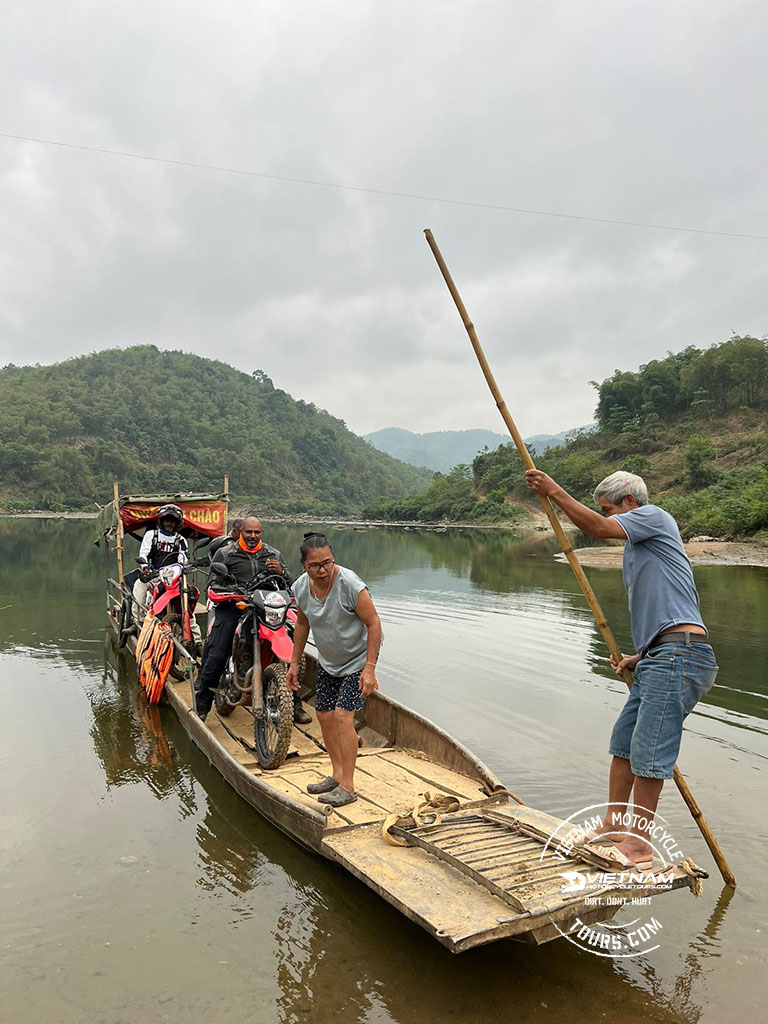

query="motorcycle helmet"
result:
[157,503,183,531]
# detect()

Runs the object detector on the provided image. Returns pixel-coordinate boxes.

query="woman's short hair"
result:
[593,471,649,507]
[300,531,332,563]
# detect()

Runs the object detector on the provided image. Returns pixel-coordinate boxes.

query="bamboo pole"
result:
[113,481,125,586]
[423,227,736,888]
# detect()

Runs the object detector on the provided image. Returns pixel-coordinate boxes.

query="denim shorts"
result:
[315,665,367,713]
[609,641,718,779]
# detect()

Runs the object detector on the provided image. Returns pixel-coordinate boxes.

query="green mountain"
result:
[0,347,432,513]
[364,426,581,472]
[366,335,768,538]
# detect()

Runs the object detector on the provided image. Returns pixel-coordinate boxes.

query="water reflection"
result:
[89,639,195,804]
[616,887,735,1024]
[1,517,765,1024]
[6,517,765,723]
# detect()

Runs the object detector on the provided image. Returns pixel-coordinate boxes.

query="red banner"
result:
[119,501,227,539]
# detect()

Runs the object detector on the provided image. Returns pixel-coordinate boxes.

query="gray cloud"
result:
[1,0,766,436]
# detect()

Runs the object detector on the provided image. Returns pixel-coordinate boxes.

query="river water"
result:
[1,519,766,1024]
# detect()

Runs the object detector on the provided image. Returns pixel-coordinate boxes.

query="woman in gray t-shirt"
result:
[286,532,382,808]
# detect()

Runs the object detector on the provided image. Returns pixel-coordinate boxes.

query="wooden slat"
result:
[499,865,587,892]
[269,768,382,826]
[347,769,418,814]
[213,704,326,760]
[256,773,342,820]
[459,840,544,865]
[411,814,487,836]
[481,805,571,842]
[277,756,331,776]
[293,714,327,751]
[361,753,456,798]
[289,729,325,758]
[396,812,598,917]
[389,825,527,912]
[204,714,261,770]
[490,854,585,882]
[439,832,534,855]
[377,749,486,802]
[321,824,522,948]
[353,759,447,813]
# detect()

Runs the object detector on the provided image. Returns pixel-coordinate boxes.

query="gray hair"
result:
[593,471,649,507]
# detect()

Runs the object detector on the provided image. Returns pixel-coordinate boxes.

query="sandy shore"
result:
[555,540,768,569]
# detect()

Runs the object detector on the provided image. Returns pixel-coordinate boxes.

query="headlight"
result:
[159,564,182,587]
[264,592,287,626]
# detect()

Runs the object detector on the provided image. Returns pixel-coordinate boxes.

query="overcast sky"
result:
[1,1,766,436]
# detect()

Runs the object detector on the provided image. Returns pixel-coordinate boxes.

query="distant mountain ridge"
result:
[364,426,584,473]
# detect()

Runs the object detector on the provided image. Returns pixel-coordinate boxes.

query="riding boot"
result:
[293,692,312,725]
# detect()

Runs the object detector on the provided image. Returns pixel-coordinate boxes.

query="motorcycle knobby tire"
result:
[254,662,293,770]
[214,658,241,717]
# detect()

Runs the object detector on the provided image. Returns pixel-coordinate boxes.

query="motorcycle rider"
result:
[195,515,311,724]
[131,503,203,649]
[207,517,244,560]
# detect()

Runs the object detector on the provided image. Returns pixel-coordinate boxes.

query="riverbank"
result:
[4,511,767,567]
[556,539,768,569]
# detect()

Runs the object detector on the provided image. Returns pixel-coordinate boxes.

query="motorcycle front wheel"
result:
[214,658,241,717]
[254,662,293,770]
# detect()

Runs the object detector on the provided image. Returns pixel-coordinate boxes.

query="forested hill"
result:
[365,335,768,538]
[0,347,432,513]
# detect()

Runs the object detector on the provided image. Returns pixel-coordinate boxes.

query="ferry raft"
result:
[98,488,702,954]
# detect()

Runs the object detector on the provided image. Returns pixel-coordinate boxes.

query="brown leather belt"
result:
[647,630,711,652]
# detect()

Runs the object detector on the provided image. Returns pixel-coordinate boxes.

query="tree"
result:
[683,434,717,489]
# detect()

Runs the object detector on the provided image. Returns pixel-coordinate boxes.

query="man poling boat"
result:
[423,227,735,888]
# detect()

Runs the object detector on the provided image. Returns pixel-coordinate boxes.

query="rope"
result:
[486,786,526,806]
[680,856,706,898]
[382,791,461,847]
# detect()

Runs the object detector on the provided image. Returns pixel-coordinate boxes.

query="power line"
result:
[1,130,766,241]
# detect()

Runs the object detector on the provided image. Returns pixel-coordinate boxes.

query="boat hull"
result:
[107,606,697,953]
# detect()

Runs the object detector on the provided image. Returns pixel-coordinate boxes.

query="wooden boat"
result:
[100,488,701,954]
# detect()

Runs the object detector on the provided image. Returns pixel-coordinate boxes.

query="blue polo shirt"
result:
[615,505,706,655]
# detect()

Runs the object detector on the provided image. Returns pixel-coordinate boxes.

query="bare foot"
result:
[613,838,653,865]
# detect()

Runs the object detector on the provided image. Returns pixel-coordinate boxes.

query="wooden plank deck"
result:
[166,679,493,829]
[137,660,695,953]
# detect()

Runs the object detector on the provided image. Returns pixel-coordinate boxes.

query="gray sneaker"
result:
[306,776,339,795]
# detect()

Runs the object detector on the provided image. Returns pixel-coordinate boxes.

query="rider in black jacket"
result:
[206,517,244,562]
[196,516,311,724]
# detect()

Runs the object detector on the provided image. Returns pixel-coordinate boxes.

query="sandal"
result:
[571,827,619,848]
[584,842,653,871]
[318,786,358,807]
[306,776,339,795]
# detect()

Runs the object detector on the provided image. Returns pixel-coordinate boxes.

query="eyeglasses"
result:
[305,558,335,572]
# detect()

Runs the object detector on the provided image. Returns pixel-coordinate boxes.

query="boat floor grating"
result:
[390,811,603,915]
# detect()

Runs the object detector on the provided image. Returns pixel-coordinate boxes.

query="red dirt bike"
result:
[208,570,301,769]
[145,562,201,667]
